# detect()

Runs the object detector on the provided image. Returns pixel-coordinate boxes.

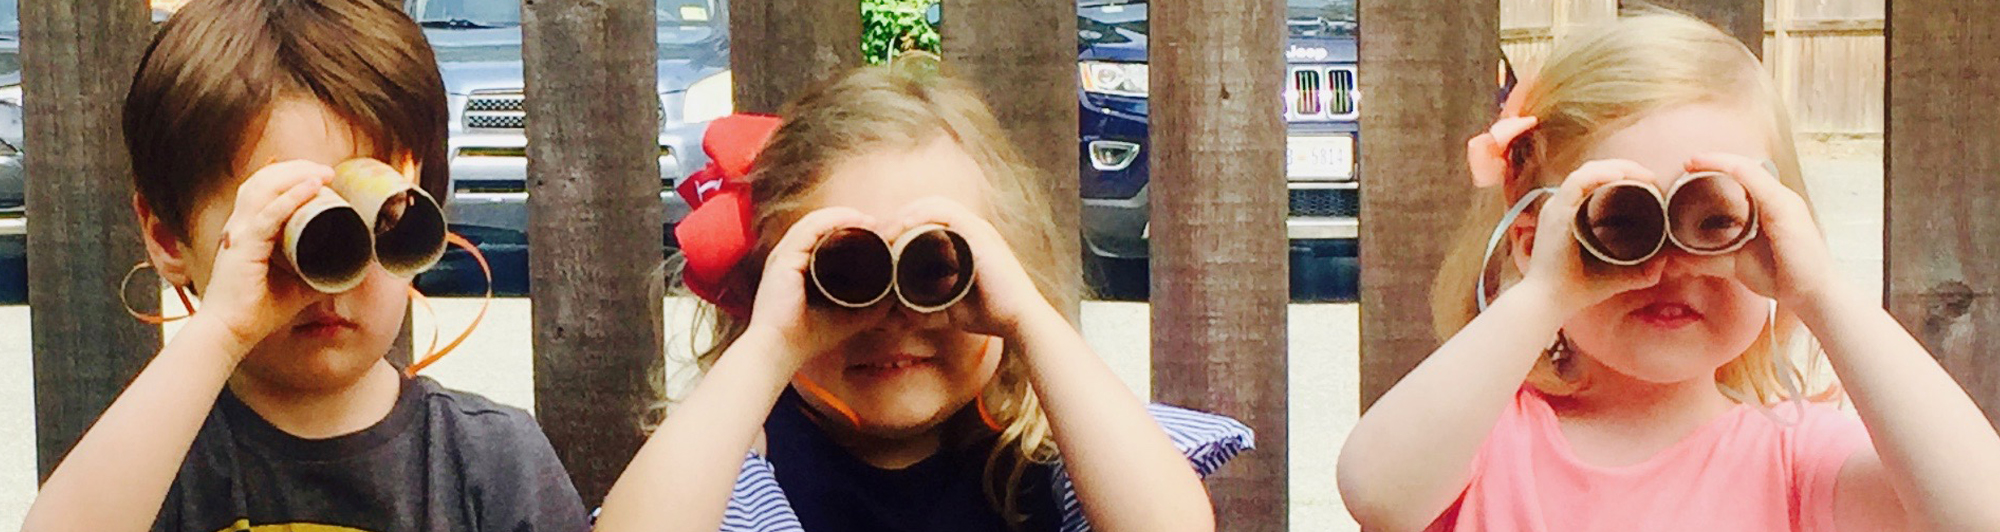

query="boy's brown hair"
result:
[124,0,448,239]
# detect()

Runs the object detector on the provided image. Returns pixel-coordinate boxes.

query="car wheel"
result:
[1083,251,1149,302]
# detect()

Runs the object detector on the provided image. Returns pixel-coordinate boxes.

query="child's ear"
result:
[132,194,193,288]
[1507,209,1541,274]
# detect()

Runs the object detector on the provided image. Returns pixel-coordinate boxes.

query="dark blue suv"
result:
[1077,0,1360,298]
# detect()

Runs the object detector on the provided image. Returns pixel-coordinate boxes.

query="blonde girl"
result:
[1337,10,2000,532]
[594,58,1251,532]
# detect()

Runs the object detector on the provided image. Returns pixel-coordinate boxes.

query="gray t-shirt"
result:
[151,375,589,532]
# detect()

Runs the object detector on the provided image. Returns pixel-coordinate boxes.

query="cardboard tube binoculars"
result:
[1572,170,1759,266]
[281,159,447,293]
[808,224,976,313]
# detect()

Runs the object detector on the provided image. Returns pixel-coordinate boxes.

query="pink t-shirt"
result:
[1429,387,1872,532]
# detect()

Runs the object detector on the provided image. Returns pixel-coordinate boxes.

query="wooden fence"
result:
[21,0,1996,528]
[1501,0,1883,136]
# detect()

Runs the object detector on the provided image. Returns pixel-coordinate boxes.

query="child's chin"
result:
[240,345,387,392]
[854,405,955,437]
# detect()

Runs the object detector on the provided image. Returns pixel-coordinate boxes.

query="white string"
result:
[1476,187,1557,312]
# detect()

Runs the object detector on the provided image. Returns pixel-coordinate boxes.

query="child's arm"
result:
[901,197,1216,532]
[594,208,883,532]
[1695,154,2000,532]
[1008,310,1217,532]
[22,164,337,532]
[1335,161,1665,532]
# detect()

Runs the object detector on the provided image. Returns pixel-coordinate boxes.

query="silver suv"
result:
[409,0,732,292]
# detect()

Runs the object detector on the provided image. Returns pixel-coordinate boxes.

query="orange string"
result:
[123,262,196,325]
[405,232,491,376]
[793,374,863,428]
[973,336,1004,432]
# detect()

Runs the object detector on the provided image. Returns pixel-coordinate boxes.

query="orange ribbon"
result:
[1466,76,1540,188]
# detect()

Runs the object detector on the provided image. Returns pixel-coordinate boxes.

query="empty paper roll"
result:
[281,187,374,293]
[330,158,447,279]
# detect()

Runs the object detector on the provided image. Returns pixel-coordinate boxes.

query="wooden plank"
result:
[23,0,159,481]
[941,0,1080,311]
[522,0,665,505]
[1628,0,1763,56]
[1885,0,2000,429]
[1148,0,1288,529]
[728,0,862,114]
[1358,0,1497,409]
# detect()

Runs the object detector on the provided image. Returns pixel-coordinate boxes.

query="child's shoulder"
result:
[407,376,547,438]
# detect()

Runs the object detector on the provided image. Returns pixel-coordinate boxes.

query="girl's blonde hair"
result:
[672,55,1080,524]
[1432,9,1833,404]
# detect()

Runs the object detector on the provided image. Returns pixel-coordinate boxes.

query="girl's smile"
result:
[1630,300,1702,329]
[845,352,939,380]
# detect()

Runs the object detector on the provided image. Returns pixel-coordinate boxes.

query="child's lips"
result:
[291,314,359,337]
[846,354,933,376]
[1631,301,1702,328]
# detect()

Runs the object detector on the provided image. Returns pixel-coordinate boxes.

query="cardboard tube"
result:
[891,224,976,313]
[331,159,446,278]
[281,188,374,293]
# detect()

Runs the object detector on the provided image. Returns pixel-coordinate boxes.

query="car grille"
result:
[1289,187,1359,218]
[465,90,526,130]
[1286,66,1357,122]
[464,90,664,130]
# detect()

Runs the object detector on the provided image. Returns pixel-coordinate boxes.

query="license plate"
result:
[1287,135,1354,180]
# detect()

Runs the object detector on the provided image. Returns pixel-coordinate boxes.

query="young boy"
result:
[21,0,588,530]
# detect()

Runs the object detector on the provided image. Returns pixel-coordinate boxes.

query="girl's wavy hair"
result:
[651,53,1081,525]
[1433,8,1840,405]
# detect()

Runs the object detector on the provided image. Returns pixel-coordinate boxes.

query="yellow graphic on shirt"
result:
[212,519,376,532]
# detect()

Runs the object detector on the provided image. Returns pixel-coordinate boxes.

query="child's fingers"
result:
[897,197,1006,252]
[226,179,328,257]
[1687,153,1809,222]
[231,161,336,217]
[766,207,874,273]
[1538,160,1654,232]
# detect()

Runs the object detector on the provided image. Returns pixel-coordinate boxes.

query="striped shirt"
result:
[718,404,1254,532]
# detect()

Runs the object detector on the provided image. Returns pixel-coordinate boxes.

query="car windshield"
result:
[1080,0,1355,41]
[414,0,716,29]
[1286,0,1357,37]
[0,0,17,35]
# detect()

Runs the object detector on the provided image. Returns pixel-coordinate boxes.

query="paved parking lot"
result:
[0,139,1883,530]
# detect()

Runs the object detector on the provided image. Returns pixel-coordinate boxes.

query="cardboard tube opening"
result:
[371,187,447,277]
[333,159,448,278]
[283,188,373,293]
[892,225,977,313]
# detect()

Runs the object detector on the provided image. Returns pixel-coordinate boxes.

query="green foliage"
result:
[861,0,941,65]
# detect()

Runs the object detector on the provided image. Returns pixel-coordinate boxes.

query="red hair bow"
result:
[675,114,783,318]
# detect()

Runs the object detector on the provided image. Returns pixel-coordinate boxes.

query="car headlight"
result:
[681,70,732,124]
[0,84,21,108]
[1079,61,1148,98]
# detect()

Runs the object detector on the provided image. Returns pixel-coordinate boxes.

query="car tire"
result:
[1083,251,1149,302]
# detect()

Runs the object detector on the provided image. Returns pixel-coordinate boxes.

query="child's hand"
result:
[1515,159,1667,314]
[896,197,1058,338]
[744,207,891,368]
[193,160,338,355]
[1686,153,1839,306]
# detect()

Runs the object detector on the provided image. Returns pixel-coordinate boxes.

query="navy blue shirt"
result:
[762,388,1064,532]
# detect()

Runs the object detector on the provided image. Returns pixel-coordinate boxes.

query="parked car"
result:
[1,0,26,303]
[0,0,182,304]
[1075,0,1361,300]
[404,0,733,295]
